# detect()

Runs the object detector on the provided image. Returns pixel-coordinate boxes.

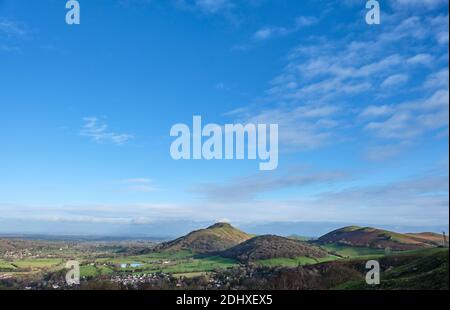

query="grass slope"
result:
[336,248,449,290]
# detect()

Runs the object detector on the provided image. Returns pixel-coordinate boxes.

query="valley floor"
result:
[0,238,448,290]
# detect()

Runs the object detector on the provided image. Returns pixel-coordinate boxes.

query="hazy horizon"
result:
[1,219,448,239]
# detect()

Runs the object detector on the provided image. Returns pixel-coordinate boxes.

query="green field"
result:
[321,244,387,258]
[80,251,237,277]
[13,258,63,267]
[0,259,15,271]
[146,256,236,274]
[80,264,114,277]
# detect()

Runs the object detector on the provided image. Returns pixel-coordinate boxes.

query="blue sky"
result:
[0,0,448,236]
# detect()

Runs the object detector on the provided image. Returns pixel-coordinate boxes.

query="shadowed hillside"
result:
[317,226,439,251]
[220,235,329,262]
[211,248,448,290]
[155,223,252,254]
[336,248,449,290]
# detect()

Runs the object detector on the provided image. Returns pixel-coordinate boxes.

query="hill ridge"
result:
[317,226,440,250]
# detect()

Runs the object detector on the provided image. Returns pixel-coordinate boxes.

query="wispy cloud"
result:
[191,169,346,202]
[0,18,27,53]
[407,53,434,66]
[253,16,319,41]
[230,8,449,158]
[0,202,191,225]
[360,105,394,119]
[381,73,409,88]
[424,68,449,89]
[315,174,449,211]
[116,0,153,8]
[363,143,409,161]
[174,0,235,14]
[232,104,342,150]
[121,178,158,193]
[364,89,449,140]
[0,18,26,37]
[1,171,446,227]
[390,0,448,9]
[80,117,134,145]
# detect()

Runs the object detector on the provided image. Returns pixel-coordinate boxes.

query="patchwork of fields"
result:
[0,225,448,290]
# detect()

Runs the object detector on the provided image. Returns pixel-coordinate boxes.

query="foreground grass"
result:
[321,244,387,258]
[12,258,63,268]
[335,248,449,290]
[0,259,15,271]
[256,255,340,267]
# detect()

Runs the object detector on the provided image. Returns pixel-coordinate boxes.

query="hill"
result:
[317,226,439,251]
[155,223,252,254]
[220,235,328,262]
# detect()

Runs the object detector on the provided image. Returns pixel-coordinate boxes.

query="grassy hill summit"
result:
[220,234,329,262]
[155,222,252,254]
[317,226,441,251]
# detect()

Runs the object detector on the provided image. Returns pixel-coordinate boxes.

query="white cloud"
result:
[253,27,289,40]
[360,105,394,118]
[295,16,319,27]
[231,104,341,150]
[191,169,346,202]
[0,44,20,52]
[237,9,448,156]
[121,178,158,193]
[0,18,26,37]
[0,202,191,225]
[365,89,449,139]
[117,0,153,8]
[122,178,152,184]
[80,117,134,145]
[429,14,449,45]
[363,143,408,161]
[424,68,449,89]
[253,15,319,41]
[195,0,232,13]
[407,53,434,66]
[391,0,448,9]
[174,0,234,14]
[381,73,409,88]
[1,173,446,227]
[0,18,27,53]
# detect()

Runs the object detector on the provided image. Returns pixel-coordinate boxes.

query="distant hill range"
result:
[317,226,443,251]
[155,223,252,254]
[220,234,328,262]
[154,223,445,259]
